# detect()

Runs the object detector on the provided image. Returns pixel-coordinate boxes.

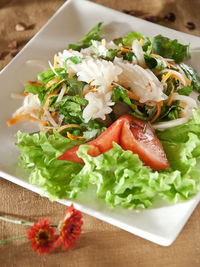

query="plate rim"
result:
[0,0,200,247]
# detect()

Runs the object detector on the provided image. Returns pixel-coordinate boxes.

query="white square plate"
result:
[0,0,200,246]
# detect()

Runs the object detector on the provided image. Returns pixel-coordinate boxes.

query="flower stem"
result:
[0,235,27,244]
[0,216,34,226]
[0,216,58,228]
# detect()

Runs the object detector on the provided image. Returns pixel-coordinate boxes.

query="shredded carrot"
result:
[44,93,58,111]
[183,75,191,86]
[7,112,24,126]
[28,81,42,87]
[168,63,177,69]
[42,121,48,127]
[7,112,43,126]
[46,78,60,90]
[167,92,178,106]
[179,107,189,119]
[25,114,43,123]
[120,47,131,53]
[132,103,137,109]
[89,79,95,89]
[126,91,140,101]
[161,71,173,84]
[57,124,85,133]
[24,92,29,96]
[101,39,107,48]
[140,63,147,69]
[151,101,163,123]
[83,88,98,96]
[67,132,85,140]
[140,38,144,45]
[54,54,57,69]
[179,101,188,108]
[150,54,171,68]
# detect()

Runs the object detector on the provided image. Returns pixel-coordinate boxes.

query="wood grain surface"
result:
[0,1,200,266]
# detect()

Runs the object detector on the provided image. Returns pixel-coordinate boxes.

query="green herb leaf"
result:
[152,35,189,63]
[144,54,165,70]
[67,56,83,64]
[24,84,45,95]
[37,68,64,84]
[122,32,144,46]
[180,63,200,93]
[69,22,103,51]
[177,86,193,96]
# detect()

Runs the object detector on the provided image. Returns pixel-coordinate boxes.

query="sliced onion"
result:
[56,84,66,103]
[48,60,58,76]
[152,118,188,130]
[173,94,198,108]
[158,69,187,86]
[44,110,58,127]
[58,114,65,126]
[11,93,25,99]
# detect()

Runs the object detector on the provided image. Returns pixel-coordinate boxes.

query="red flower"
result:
[25,217,57,255]
[56,204,83,250]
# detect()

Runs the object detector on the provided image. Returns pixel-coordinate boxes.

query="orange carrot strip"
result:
[140,38,144,45]
[167,92,178,106]
[120,47,132,53]
[126,91,140,101]
[67,132,85,140]
[82,88,98,96]
[46,78,60,90]
[161,71,173,84]
[57,124,84,133]
[7,112,24,126]
[101,39,107,48]
[150,54,171,68]
[151,101,163,123]
[28,81,42,87]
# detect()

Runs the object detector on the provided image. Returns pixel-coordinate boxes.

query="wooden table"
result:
[0,1,200,266]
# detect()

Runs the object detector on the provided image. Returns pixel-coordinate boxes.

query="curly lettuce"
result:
[16,110,200,208]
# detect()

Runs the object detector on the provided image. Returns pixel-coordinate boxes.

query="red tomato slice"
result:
[58,144,101,164]
[58,118,124,163]
[119,114,170,170]
[58,114,169,170]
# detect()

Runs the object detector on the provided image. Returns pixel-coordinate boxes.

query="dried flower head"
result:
[56,204,83,250]
[25,217,57,255]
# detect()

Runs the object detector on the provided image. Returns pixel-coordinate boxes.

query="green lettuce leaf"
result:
[16,130,84,200]
[16,110,200,208]
[156,108,200,143]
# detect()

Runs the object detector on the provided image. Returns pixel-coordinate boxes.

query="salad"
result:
[7,22,200,209]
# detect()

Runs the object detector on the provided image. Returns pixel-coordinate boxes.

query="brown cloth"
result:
[0,1,200,266]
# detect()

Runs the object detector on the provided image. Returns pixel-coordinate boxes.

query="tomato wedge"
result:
[58,118,124,164]
[119,115,170,170]
[58,114,170,170]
